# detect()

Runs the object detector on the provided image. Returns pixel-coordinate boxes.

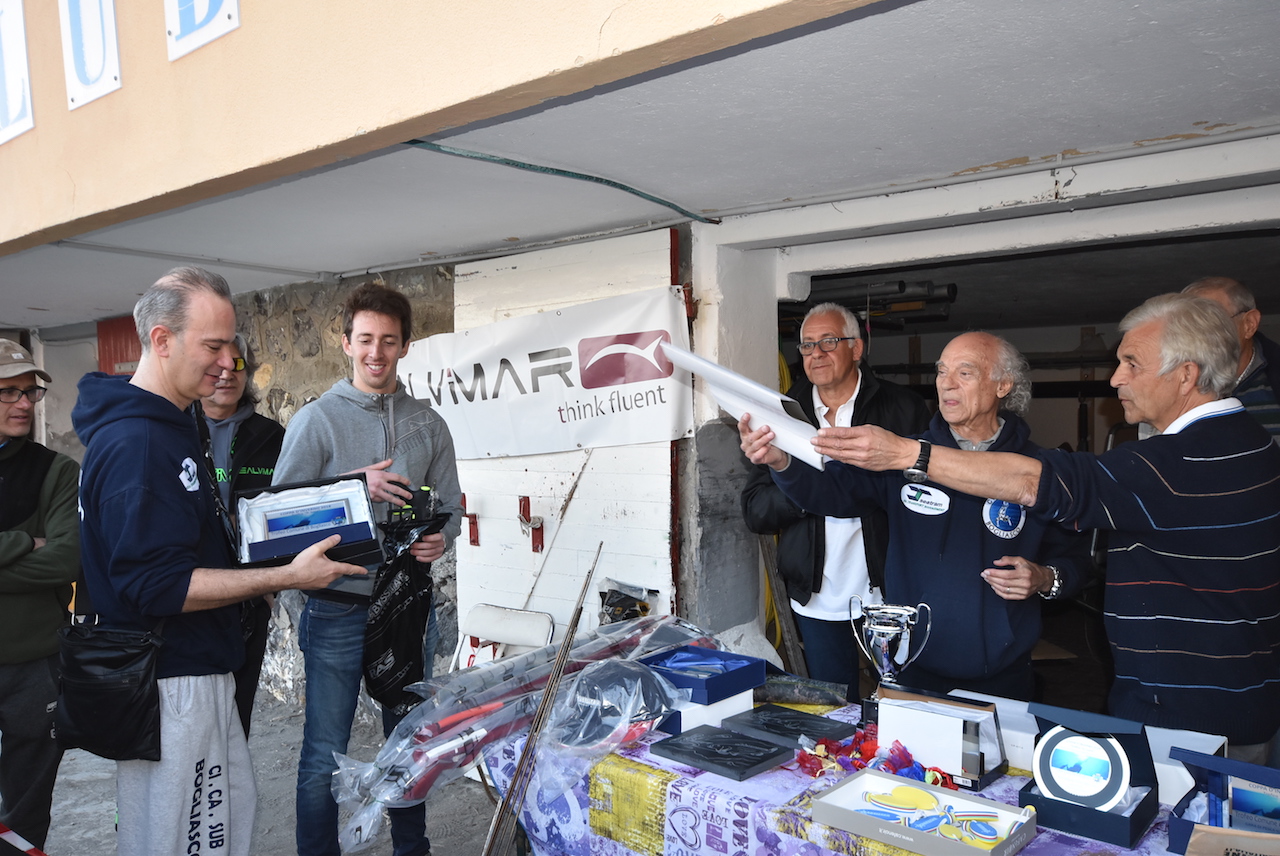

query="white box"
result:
[657,689,754,734]
[813,768,1036,856]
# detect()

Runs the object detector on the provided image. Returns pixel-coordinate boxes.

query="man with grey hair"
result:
[742,302,929,689]
[782,294,1280,760]
[1183,276,1280,442]
[740,330,1088,700]
[73,266,363,854]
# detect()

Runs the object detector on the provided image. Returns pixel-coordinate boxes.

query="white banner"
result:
[401,287,693,459]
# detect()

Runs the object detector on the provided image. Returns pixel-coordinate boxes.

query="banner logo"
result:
[577,330,672,389]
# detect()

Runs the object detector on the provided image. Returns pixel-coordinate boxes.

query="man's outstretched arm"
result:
[183,535,366,612]
[809,423,1043,508]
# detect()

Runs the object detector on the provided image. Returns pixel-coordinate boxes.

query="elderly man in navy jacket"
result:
[740,331,1089,702]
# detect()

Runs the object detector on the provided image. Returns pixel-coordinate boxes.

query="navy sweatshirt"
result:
[773,412,1088,683]
[73,373,243,679]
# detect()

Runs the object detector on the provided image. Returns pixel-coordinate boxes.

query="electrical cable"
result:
[405,139,719,225]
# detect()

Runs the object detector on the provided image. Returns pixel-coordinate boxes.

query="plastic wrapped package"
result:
[332,615,717,852]
[531,659,687,794]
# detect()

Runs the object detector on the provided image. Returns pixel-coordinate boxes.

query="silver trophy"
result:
[849,596,933,690]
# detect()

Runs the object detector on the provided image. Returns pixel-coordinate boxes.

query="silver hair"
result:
[1182,276,1256,315]
[1119,293,1239,397]
[134,266,231,352]
[802,302,861,340]
[987,334,1032,418]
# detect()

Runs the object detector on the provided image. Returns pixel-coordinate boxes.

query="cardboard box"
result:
[1147,726,1227,806]
[1018,704,1158,849]
[719,703,858,750]
[949,689,1039,773]
[640,646,765,704]
[236,475,383,568]
[657,689,754,735]
[812,767,1037,856]
[1166,746,1280,855]
[949,690,1227,802]
[875,686,1009,790]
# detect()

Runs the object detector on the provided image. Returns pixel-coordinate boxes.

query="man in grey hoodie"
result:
[273,283,463,856]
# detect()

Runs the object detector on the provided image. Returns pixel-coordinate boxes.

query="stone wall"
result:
[233,265,454,425]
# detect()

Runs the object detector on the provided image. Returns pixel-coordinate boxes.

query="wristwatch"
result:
[903,440,932,483]
[1038,565,1063,600]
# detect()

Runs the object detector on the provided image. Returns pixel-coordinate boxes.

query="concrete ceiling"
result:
[5,0,1280,333]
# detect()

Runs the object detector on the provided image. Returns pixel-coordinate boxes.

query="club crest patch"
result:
[983,498,1025,539]
[179,456,201,492]
[900,484,949,516]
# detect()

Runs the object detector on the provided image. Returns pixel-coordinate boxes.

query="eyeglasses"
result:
[0,386,47,403]
[230,357,247,373]
[796,337,856,355]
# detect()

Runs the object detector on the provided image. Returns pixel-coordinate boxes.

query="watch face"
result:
[904,468,927,484]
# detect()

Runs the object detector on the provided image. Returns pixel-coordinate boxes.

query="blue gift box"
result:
[641,645,766,705]
[1166,746,1280,854]
[1017,704,1159,849]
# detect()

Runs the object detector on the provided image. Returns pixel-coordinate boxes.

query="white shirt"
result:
[791,377,880,621]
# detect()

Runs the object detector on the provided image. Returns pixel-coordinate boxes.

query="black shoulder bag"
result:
[54,571,166,762]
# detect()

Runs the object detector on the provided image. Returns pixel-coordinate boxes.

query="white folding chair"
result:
[448,603,555,672]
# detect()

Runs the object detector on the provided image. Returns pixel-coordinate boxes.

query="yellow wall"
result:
[1,0,884,256]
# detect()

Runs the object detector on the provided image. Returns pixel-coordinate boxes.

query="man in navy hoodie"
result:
[740,332,1089,701]
[73,266,364,856]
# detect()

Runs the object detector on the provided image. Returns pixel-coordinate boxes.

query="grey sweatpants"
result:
[117,673,255,856]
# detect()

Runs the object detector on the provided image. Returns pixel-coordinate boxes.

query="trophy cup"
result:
[849,595,933,693]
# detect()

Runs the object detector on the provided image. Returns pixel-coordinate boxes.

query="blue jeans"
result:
[794,614,860,688]
[296,596,440,856]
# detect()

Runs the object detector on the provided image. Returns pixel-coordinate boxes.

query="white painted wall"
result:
[30,333,97,461]
[452,230,676,642]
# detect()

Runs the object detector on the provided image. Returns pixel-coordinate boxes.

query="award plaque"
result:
[1032,725,1131,812]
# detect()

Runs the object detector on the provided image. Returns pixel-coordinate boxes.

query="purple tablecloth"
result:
[482,704,1176,856]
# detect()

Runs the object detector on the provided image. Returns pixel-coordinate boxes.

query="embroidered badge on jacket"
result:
[983,498,1025,539]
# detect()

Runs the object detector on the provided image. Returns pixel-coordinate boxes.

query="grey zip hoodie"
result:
[273,378,463,597]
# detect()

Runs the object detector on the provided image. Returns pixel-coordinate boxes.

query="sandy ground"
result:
[42,691,495,856]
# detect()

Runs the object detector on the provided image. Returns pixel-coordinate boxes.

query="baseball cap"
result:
[0,339,53,383]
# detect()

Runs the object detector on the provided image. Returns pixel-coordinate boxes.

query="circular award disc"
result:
[1032,725,1131,812]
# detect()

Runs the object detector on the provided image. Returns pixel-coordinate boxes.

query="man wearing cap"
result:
[0,340,79,853]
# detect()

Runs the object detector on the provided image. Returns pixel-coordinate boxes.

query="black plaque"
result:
[720,703,858,750]
[648,725,792,781]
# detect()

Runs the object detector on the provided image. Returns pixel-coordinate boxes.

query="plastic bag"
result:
[532,658,686,794]
[598,577,658,624]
